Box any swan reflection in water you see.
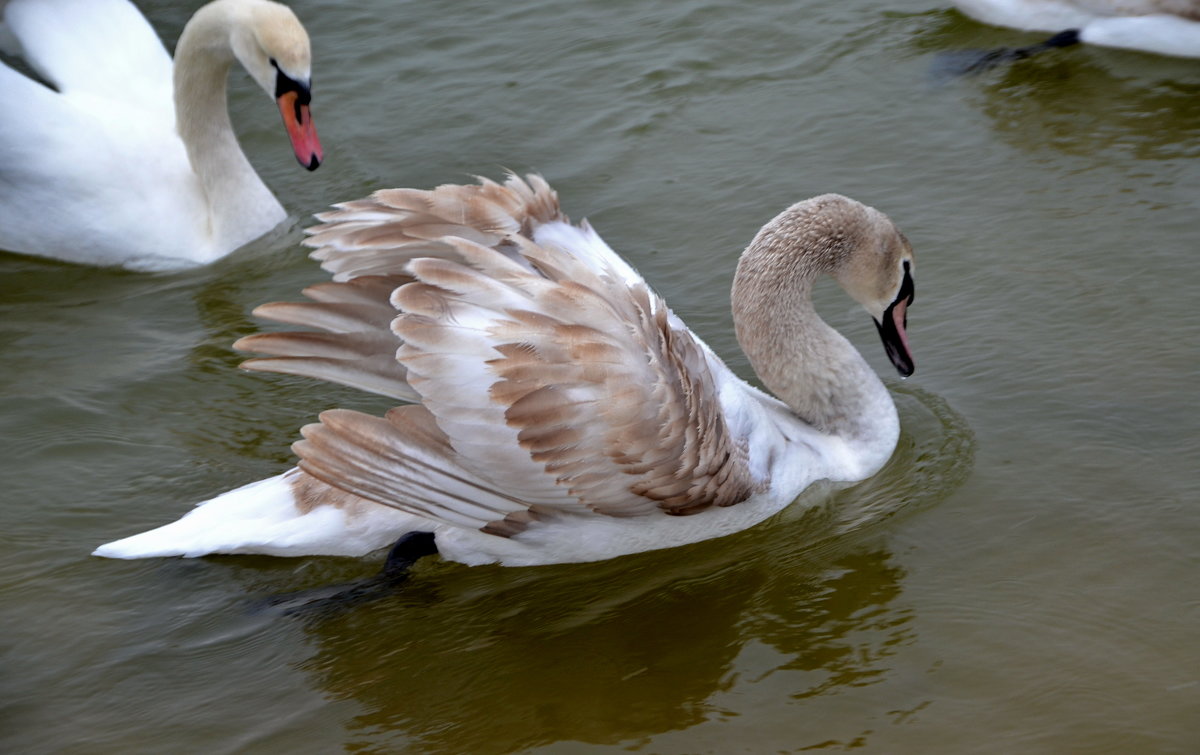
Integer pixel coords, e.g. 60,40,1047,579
275,386,973,752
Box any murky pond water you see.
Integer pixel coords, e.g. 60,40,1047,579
2,0,1197,752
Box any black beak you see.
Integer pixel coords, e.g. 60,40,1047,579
873,263,915,377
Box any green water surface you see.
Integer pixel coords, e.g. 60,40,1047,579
1,1,1197,752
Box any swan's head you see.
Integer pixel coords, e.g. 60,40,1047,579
827,198,916,377
734,194,917,381
228,0,323,171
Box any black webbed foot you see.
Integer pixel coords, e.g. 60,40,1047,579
380,531,438,581
251,531,439,617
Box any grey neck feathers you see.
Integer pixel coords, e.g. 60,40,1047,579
731,196,894,441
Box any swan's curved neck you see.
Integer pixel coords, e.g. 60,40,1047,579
172,3,282,255
731,206,897,443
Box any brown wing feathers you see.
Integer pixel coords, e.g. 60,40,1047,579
239,174,756,535
294,406,534,530
394,232,758,517
234,274,417,402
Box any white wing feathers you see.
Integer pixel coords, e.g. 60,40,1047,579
243,174,759,537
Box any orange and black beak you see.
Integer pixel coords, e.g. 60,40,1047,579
274,66,322,171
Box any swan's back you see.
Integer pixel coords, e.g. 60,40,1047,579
953,0,1200,57
1,0,172,112
0,0,203,266
0,0,325,269
956,0,1200,30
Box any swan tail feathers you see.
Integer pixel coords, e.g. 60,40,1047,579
92,470,419,559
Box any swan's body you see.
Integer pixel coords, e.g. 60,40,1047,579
0,0,321,271
952,0,1200,57
95,175,917,567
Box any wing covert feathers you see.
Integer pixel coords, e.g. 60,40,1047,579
248,174,758,535
303,173,564,282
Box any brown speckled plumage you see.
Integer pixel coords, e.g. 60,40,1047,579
242,175,756,537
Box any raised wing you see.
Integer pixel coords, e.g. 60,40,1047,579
241,175,760,535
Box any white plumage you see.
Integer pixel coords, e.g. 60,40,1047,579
95,175,918,567
0,0,321,270
952,0,1200,57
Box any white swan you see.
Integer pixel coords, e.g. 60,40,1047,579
952,0,1200,57
94,175,917,567
0,0,322,271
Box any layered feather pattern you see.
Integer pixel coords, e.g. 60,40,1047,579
242,175,758,537
95,175,918,564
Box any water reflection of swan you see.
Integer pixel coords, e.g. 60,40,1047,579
296,544,913,752
255,386,972,751
972,54,1200,160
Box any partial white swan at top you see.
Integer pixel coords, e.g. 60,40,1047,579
0,0,322,271
94,175,918,569
952,0,1200,57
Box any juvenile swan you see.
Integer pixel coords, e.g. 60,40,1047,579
0,0,322,270
95,175,917,567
